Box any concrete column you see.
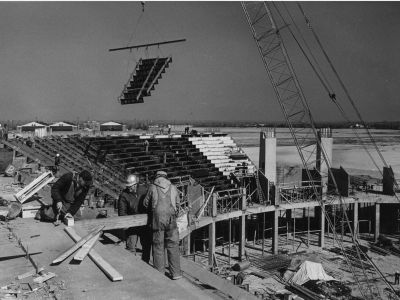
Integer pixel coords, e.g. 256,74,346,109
316,128,333,195
316,205,325,248
272,210,279,254
239,216,246,261
212,194,217,217
259,129,276,184
208,221,216,268
374,203,380,242
353,202,359,238
238,188,247,261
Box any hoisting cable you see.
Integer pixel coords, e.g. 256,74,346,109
296,2,399,192
291,3,400,297
270,4,392,297
123,3,146,76
274,4,379,170
277,2,399,203
281,2,335,93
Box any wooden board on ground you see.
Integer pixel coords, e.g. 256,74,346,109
75,215,147,231
17,267,44,280
33,272,56,284
181,258,258,300
52,226,104,264
102,232,122,244
65,227,123,282
74,232,101,262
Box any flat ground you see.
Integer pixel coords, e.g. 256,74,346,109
0,218,226,300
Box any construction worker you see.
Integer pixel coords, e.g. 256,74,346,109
143,170,182,279
37,170,93,222
54,153,61,173
118,174,151,262
2,124,8,141
395,270,400,285
144,139,149,154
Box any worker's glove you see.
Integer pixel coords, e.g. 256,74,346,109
56,202,62,211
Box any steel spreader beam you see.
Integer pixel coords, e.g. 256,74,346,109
109,38,186,52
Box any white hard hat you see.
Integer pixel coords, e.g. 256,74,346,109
125,174,139,187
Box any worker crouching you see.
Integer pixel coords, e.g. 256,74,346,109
144,171,182,280
36,170,93,222
118,174,151,263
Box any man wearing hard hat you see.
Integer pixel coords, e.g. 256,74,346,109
118,174,150,263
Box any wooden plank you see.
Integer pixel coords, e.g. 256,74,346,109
75,215,147,231
33,272,56,284
52,226,104,264
181,258,257,300
73,232,101,262
17,267,44,280
103,232,122,244
65,227,123,282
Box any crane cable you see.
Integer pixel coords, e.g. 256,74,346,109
269,4,393,298
275,2,399,203
296,2,399,192
272,3,385,180
286,3,400,297
281,2,334,93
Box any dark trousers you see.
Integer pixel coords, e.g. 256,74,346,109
126,226,152,263
152,224,181,278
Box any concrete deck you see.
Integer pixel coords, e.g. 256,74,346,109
0,218,225,300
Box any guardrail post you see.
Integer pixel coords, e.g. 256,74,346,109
241,187,247,210
272,209,279,254
374,203,380,242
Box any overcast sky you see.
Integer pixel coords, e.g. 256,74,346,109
0,1,399,123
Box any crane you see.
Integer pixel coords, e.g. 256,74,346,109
241,2,397,299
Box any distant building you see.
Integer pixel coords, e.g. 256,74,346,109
100,121,123,131
49,121,77,132
17,121,47,132
82,120,101,131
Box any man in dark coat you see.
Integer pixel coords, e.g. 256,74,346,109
143,170,182,279
43,170,93,221
118,174,150,262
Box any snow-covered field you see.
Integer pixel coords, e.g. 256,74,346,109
219,127,400,179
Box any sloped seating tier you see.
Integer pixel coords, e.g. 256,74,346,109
19,137,123,199
8,134,239,196
119,57,172,105
189,136,255,177
81,135,235,191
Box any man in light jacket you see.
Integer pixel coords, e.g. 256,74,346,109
143,170,182,279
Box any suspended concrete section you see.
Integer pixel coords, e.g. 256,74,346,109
118,57,172,105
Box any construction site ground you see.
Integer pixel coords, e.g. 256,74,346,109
2,174,400,299
204,230,400,299
0,176,229,300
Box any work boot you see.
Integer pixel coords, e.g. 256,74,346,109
172,274,182,280
126,247,137,255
